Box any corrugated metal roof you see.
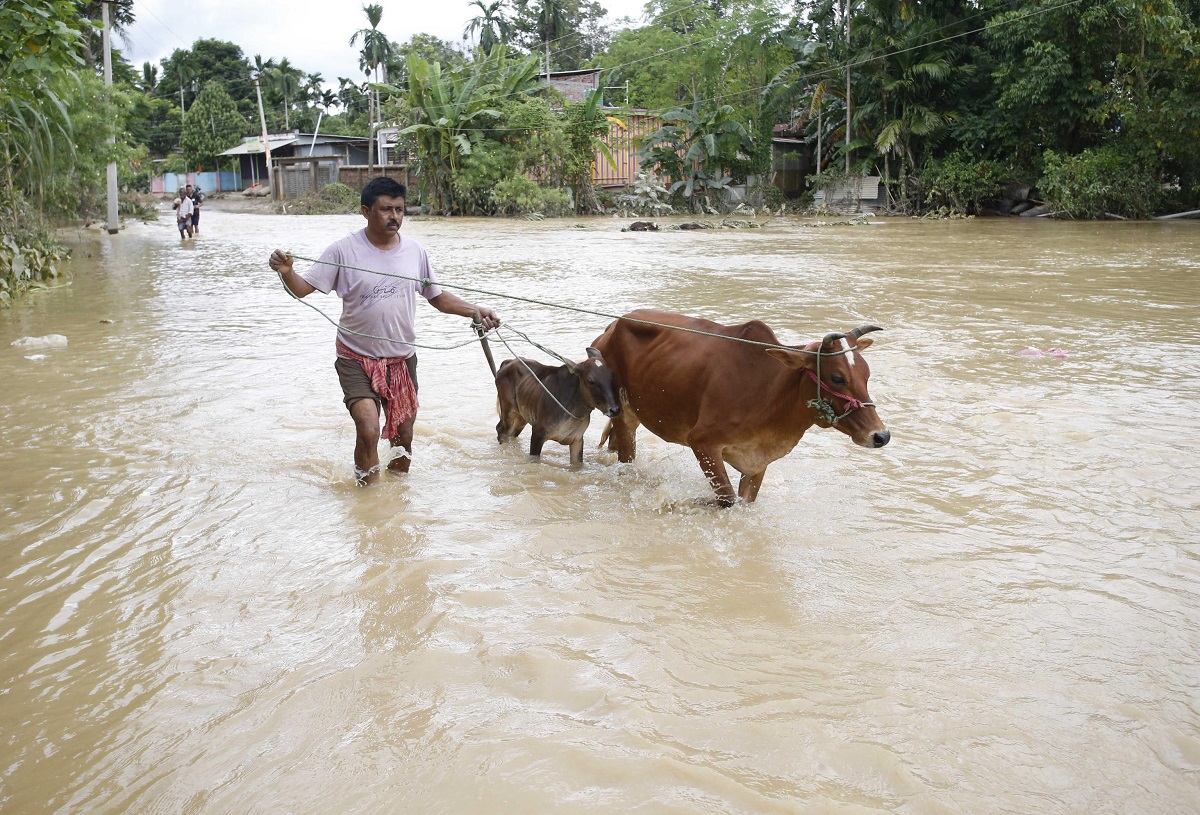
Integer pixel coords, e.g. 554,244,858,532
219,135,298,156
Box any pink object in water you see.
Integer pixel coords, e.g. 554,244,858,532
1016,347,1068,359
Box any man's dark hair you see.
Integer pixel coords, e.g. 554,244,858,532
361,177,407,208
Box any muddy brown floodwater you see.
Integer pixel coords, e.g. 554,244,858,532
2,204,1199,814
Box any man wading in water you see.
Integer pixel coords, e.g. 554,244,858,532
269,177,501,485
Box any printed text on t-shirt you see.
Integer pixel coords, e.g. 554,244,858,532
360,282,400,306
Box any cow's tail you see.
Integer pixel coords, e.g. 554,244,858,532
597,420,613,449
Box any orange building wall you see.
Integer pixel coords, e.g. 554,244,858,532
592,112,660,188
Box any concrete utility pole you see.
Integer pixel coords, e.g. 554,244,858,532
845,0,852,175
254,75,275,199
102,1,119,234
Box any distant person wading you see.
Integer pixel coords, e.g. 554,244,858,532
268,177,501,486
174,184,195,239
189,184,204,234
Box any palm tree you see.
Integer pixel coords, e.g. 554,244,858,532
141,62,158,95
857,0,967,204
175,55,198,126
79,0,135,67
337,77,368,119
251,54,276,79
527,0,569,75
464,0,512,56
350,3,396,171
305,72,325,106
269,58,303,131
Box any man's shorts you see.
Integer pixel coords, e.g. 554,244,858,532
191,210,200,225
335,354,418,410
177,218,189,233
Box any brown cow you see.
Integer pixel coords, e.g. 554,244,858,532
495,348,622,467
592,309,889,506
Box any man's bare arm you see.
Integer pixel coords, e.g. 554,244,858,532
269,249,316,297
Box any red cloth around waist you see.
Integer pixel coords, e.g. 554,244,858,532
336,338,419,442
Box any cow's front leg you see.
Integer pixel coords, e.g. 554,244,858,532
529,426,547,457
568,438,584,468
738,470,766,503
607,410,638,463
691,444,737,507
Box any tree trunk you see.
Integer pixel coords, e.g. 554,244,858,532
577,180,601,214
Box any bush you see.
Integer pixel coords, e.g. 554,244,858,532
920,152,1003,215
454,142,521,215
1040,146,1164,219
0,194,70,305
760,184,786,211
318,182,360,210
489,176,571,217
614,172,674,215
277,183,361,215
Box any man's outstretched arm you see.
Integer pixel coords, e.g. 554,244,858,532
428,290,500,331
269,249,316,297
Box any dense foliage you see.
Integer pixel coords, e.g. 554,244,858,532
4,0,1200,302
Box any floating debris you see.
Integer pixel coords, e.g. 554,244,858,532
1017,347,1069,359
800,215,875,227
11,334,68,349
622,221,660,232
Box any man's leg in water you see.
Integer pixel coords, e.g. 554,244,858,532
349,397,382,485
387,413,415,473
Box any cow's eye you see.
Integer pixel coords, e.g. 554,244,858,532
831,374,846,386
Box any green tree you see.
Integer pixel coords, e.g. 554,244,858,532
140,61,158,94
514,0,609,71
392,47,543,213
387,34,467,91
464,0,513,55
79,0,135,69
857,1,970,198
269,57,303,130
180,80,247,171
640,102,753,210
351,3,397,168
563,87,620,212
0,0,89,204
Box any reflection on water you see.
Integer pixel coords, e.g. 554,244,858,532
2,208,1199,814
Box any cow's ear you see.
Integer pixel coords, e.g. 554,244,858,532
585,347,603,361
855,337,874,351
765,347,813,369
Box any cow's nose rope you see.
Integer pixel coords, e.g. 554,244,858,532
807,349,875,425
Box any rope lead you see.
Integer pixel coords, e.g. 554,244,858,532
285,253,856,359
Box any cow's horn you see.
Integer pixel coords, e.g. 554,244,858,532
848,325,883,339
821,332,846,347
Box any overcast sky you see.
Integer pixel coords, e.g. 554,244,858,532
121,0,651,88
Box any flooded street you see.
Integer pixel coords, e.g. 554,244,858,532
2,205,1199,814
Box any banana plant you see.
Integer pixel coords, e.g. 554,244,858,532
392,47,541,213
564,86,622,213
640,101,753,211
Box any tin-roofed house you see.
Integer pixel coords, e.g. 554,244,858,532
218,131,372,199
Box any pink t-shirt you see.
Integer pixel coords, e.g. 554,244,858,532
301,229,443,359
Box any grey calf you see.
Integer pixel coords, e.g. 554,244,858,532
495,348,621,467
